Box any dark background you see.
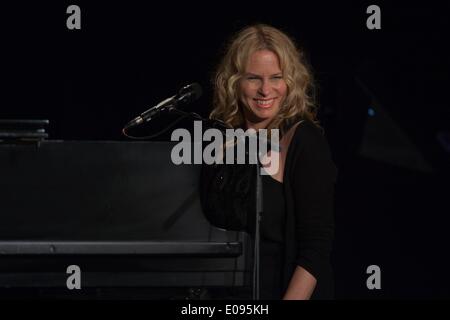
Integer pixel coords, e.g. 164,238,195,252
1,1,449,298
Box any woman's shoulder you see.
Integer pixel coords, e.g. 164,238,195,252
285,119,337,179
286,119,325,148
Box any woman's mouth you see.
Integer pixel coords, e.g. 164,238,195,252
253,98,276,108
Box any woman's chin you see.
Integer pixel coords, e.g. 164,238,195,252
244,106,279,126
253,109,276,120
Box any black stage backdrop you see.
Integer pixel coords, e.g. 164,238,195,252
1,1,449,299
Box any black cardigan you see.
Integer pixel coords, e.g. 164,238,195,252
282,120,337,299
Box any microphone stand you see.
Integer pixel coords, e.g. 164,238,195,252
253,158,263,300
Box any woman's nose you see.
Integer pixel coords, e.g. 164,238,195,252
258,80,271,96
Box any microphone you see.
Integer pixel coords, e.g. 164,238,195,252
124,83,202,129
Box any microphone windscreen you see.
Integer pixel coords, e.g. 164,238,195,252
180,83,202,101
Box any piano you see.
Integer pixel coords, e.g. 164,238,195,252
0,141,252,299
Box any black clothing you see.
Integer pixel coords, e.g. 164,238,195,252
260,175,285,299
200,119,337,299
261,174,285,243
260,239,284,299
281,120,337,299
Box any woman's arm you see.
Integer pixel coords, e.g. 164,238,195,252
286,122,337,300
283,266,317,300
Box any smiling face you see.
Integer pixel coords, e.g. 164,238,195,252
240,49,287,130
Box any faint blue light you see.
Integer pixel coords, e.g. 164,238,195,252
368,108,375,117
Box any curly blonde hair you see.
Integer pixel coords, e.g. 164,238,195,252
210,24,319,135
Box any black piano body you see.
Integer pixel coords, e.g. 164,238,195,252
0,141,252,299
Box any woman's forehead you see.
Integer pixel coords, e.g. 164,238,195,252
245,50,282,72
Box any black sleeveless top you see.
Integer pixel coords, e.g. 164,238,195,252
261,175,285,243
260,174,286,299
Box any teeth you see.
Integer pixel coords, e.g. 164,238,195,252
255,99,274,105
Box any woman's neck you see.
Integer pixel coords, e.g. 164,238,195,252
245,118,272,131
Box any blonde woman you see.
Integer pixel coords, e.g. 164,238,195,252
201,24,337,300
